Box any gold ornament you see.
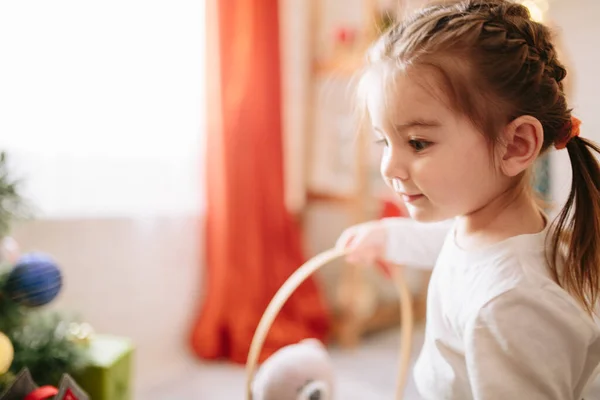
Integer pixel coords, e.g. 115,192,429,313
0,331,14,374
66,322,95,345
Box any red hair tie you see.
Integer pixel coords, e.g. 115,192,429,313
555,116,581,150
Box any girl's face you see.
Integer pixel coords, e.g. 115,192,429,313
367,70,510,222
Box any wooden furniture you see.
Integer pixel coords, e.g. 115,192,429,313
302,0,430,348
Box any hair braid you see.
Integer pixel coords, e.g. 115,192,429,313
360,0,600,314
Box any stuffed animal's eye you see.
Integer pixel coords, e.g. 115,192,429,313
297,379,312,393
297,380,328,400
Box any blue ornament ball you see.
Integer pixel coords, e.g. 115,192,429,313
5,252,63,307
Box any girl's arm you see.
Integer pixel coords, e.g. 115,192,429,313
464,287,600,399
381,217,454,269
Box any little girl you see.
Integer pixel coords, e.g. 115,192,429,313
336,1,600,399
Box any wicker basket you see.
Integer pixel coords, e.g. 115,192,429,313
245,248,415,399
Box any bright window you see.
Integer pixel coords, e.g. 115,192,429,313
0,0,206,218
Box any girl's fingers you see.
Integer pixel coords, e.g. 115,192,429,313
336,230,355,250
375,259,393,279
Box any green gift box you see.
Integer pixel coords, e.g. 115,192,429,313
74,334,134,400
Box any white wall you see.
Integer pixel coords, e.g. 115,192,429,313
548,0,600,209
10,217,203,396
0,1,206,397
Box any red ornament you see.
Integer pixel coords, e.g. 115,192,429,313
335,27,356,45
24,386,59,400
0,368,89,400
379,198,406,218
63,389,79,400
376,198,408,278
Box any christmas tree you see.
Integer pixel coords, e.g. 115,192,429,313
0,151,91,394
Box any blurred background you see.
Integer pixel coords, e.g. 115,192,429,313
0,0,597,399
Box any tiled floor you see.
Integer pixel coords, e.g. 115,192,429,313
143,325,425,399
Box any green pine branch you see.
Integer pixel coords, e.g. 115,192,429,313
0,151,32,238
0,152,89,391
0,266,27,333
8,312,90,387
0,268,91,392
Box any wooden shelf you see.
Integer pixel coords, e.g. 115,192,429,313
305,0,432,350
306,190,356,205
313,57,365,77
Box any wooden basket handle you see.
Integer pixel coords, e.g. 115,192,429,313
245,248,414,399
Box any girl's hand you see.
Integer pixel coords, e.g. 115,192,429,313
335,220,388,267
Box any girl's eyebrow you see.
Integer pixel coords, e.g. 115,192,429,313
373,119,441,135
395,119,441,132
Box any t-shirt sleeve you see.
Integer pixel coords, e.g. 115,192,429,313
463,287,599,400
381,217,453,269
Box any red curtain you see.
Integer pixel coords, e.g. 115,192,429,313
190,0,330,364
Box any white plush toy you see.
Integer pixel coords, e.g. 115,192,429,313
251,338,335,400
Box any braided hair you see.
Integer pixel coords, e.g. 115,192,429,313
360,0,600,315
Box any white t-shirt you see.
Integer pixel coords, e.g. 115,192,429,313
382,217,600,400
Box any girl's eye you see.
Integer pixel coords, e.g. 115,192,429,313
409,139,432,152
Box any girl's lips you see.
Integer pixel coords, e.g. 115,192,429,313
400,193,424,203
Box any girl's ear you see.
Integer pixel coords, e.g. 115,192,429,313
499,115,544,177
